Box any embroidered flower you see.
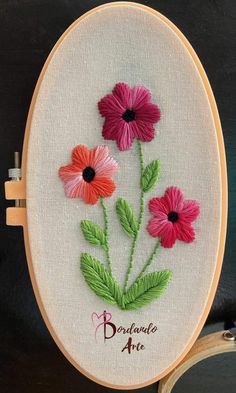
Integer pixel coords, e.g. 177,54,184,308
59,145,118,204
98,83,161,151
147,187,200,248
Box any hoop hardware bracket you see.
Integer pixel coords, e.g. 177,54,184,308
5,152,26,226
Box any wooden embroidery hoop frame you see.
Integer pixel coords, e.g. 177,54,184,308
5,2,228,389
158,330,236,393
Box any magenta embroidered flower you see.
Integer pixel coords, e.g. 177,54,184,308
98,83,161,151
59,145,118,205
147,187,200,248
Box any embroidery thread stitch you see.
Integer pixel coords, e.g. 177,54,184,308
98,82,160,150
59,144,118,204
147,186,200,248
58,83,200,311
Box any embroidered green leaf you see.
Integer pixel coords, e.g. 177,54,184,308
80,220,107,250
116,198,138,238
141,160,160,193
123,270,172,310
80,253,124,307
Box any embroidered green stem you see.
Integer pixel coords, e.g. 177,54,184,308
100,198,112,274
136,239,161,281
123,140,145,292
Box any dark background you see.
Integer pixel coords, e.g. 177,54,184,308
0,1,235,392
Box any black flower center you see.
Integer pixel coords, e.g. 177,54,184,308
82,166,95,183
122,109,136,123
168,211,179,223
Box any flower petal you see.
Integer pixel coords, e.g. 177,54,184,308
91,145,109,166
117,124,135,150
164,187,185,212
147,217,177,248
131,86,151,110
161,224,177,248
180,200,200,223
82,182,100,204
131,120,155,142
93,147,118,177
112,122,135,151
102,117,134,150
149,197,169,216
92,177,116,198
59,164,82,182
59,165,84,198
135,102,161,124
102,117,124,139
112,82,132,108
98,94,124,118
147,217,168,237
72,145,90,168
175,222,195,243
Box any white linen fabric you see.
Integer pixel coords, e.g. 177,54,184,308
26,4,222,387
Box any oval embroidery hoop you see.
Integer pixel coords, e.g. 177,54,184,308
5,2,227,389
158,330,236,393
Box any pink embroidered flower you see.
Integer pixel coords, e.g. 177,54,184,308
147,187,200,248
59,145,118,204
98,83,161,151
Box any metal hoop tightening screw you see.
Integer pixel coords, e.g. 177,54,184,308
223,328,236,341
8,152,21,207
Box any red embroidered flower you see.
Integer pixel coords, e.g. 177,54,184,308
98,83,161,151
147,187,200,248
59,145,118,204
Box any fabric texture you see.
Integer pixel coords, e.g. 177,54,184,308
26,4,222,387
